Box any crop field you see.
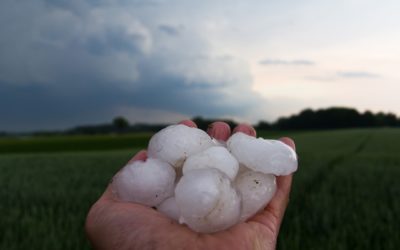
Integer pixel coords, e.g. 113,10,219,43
0,128,399,249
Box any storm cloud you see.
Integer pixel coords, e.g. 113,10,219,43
3,0,394,131
0,0,263,131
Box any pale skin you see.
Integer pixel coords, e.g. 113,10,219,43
85,120,296,250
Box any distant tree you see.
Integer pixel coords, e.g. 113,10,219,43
52,107,400,136
360,111,376,127
192,116,208,130
113,116,129,131
273,107,400,130
375,112,397,127
386,113,398,126
256,121,272,130
276,107,360,130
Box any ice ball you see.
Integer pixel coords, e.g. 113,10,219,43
234,170,276,222
227,132,297,176
148,124,214,168
113,158,176,206
182,146,239,180
113,124,298,234
175,168,241,233
157,196,180,222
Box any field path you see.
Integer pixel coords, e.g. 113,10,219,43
295,130,373,206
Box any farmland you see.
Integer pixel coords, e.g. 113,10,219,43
0,128,399,249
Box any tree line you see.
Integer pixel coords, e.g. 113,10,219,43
68,107,400,134
2,107,399,136
263,107,399,130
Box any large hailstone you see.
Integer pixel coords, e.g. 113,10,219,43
157,196,180,222
175,168,241,233
113,158,176,206
114,125,298,233
235,170,277,222
148,124,214,168
227,132,297,176
182,146,239,180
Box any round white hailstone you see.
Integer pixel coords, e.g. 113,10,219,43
227,132,297,176
175,168,241,233
234,170,277,222
148,124,214,168
157,196,180,222
113,158,176,207
182,146,239,180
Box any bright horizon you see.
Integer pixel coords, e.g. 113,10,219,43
1,0,399,131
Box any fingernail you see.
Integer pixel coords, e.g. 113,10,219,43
207,122,231,141
233,124,256,137
126,150,147,165
178,120,197,128
280,137,296,151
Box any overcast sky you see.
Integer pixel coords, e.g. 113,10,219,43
1,0,399,131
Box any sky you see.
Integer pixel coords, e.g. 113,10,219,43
1,0,400,132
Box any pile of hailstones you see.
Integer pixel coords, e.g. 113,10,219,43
113,124,297,233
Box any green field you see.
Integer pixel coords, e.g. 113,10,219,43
0,129,399,249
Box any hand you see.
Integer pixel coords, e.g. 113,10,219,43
85,120,296,250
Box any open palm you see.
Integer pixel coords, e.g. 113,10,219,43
86,121,295,250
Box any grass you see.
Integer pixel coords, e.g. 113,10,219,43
0,128,399,249
0,133,152,154
278,128,400,249
0,150,135,250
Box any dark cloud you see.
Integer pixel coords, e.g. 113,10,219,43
0,67,256,131
128,61,256,116
260,59,315,66
43,0,162,13
85,27,148,55
158,25,181,36
336,71,380,79
0,0,263,132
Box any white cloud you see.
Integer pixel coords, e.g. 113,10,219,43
336,71,380,79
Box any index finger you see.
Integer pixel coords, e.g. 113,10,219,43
207,121,231,141
232,123,257,137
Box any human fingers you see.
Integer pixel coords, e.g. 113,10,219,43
179,120,197,128
126,149,147,165
268,137,296,220
263,175,293,226
279,137,296,151
232,123,257,137
207,121,231,141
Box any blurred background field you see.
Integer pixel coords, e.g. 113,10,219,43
0,128,399,249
